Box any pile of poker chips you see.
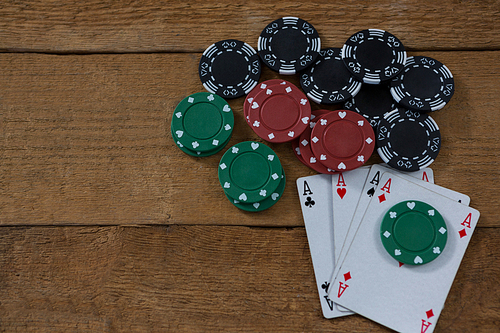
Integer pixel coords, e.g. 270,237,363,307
218,141,285,211
171,16,456,210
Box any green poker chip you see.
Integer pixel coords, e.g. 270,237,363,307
171,125,230,157
218,141,283,203
171,92,233,153
380,200,447,265
225,169,285,212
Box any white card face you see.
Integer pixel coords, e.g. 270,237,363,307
332,167,371,265
330,172,479,333
332,164,437,285
296,174,352,318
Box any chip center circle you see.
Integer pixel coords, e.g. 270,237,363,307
393,211,435,252
183,103,223,139
260,95,299,130
390,120,428,157
323,121,363,158
211,51,248,86
356,39,394,70
230,152,270,191
272,28,309,61
402,67,441,99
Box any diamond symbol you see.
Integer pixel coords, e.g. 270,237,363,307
268,133,275,139
439,227,447,234
272,173,279,180
383,231,391,238
285,87,292,93
343,271,351,281
220,163,227,170
378,194,386,203
459,229,467,238
426,309,434,319
311,136,319,143
188,97,194,103
301,139,309,146
212,139,219,146
366,137,373,144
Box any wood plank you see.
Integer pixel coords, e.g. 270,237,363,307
0,0,498,53
0,225,498,332
0,51,498,226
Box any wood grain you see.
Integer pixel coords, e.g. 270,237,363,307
0,226,498,332
0,51,498,226
0,0,498,53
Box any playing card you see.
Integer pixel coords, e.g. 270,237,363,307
296,174,352,318
332,167,370,265
330,172,479,333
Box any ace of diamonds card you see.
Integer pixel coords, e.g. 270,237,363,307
331,172,479,333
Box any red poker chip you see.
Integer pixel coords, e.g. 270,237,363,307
248,83,311,143
310,110,375,171
244,79,290,123
291,137,306,164
297,110,337,174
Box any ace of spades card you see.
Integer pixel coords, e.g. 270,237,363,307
330,172,480,333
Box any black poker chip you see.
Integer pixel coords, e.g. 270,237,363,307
300,48,362,104
344,83,399,127
199,39,261,99
342,29,406,84
390,56,455,112
376,109,441,171
258,17,321,75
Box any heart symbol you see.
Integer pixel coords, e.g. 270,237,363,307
320,154,327,160
310,157,316,163
337,162,346,170
395,249,401,256
239,193,247,201
253,203,260,209
223,105,231,112
338,111,346,118
175,130,183,138
224,182,230,188
428,209,435,216
251,102,259,109
337,188,346,199
414,256,423,264
251,142,259,150
271,193,279,200
301,117,309,124
407,202,416,210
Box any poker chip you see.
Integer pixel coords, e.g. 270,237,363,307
244,79,289,124
376,109,441,171
171,125,231,157
199,39,261,99
300,48,362,104
380,200,447,265
248,82,311,143
344,83,399,127
310,110,375,171
390,56,455,112
258,17,321,75
171,92,233,156
226,169,286,212
218,141,283,203
342,29,406,84
296,110,337,174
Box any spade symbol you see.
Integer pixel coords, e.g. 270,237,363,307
367,187,375,197
305,196,315,208
321,281,330,292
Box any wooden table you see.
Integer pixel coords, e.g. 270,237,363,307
0,1,499,332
